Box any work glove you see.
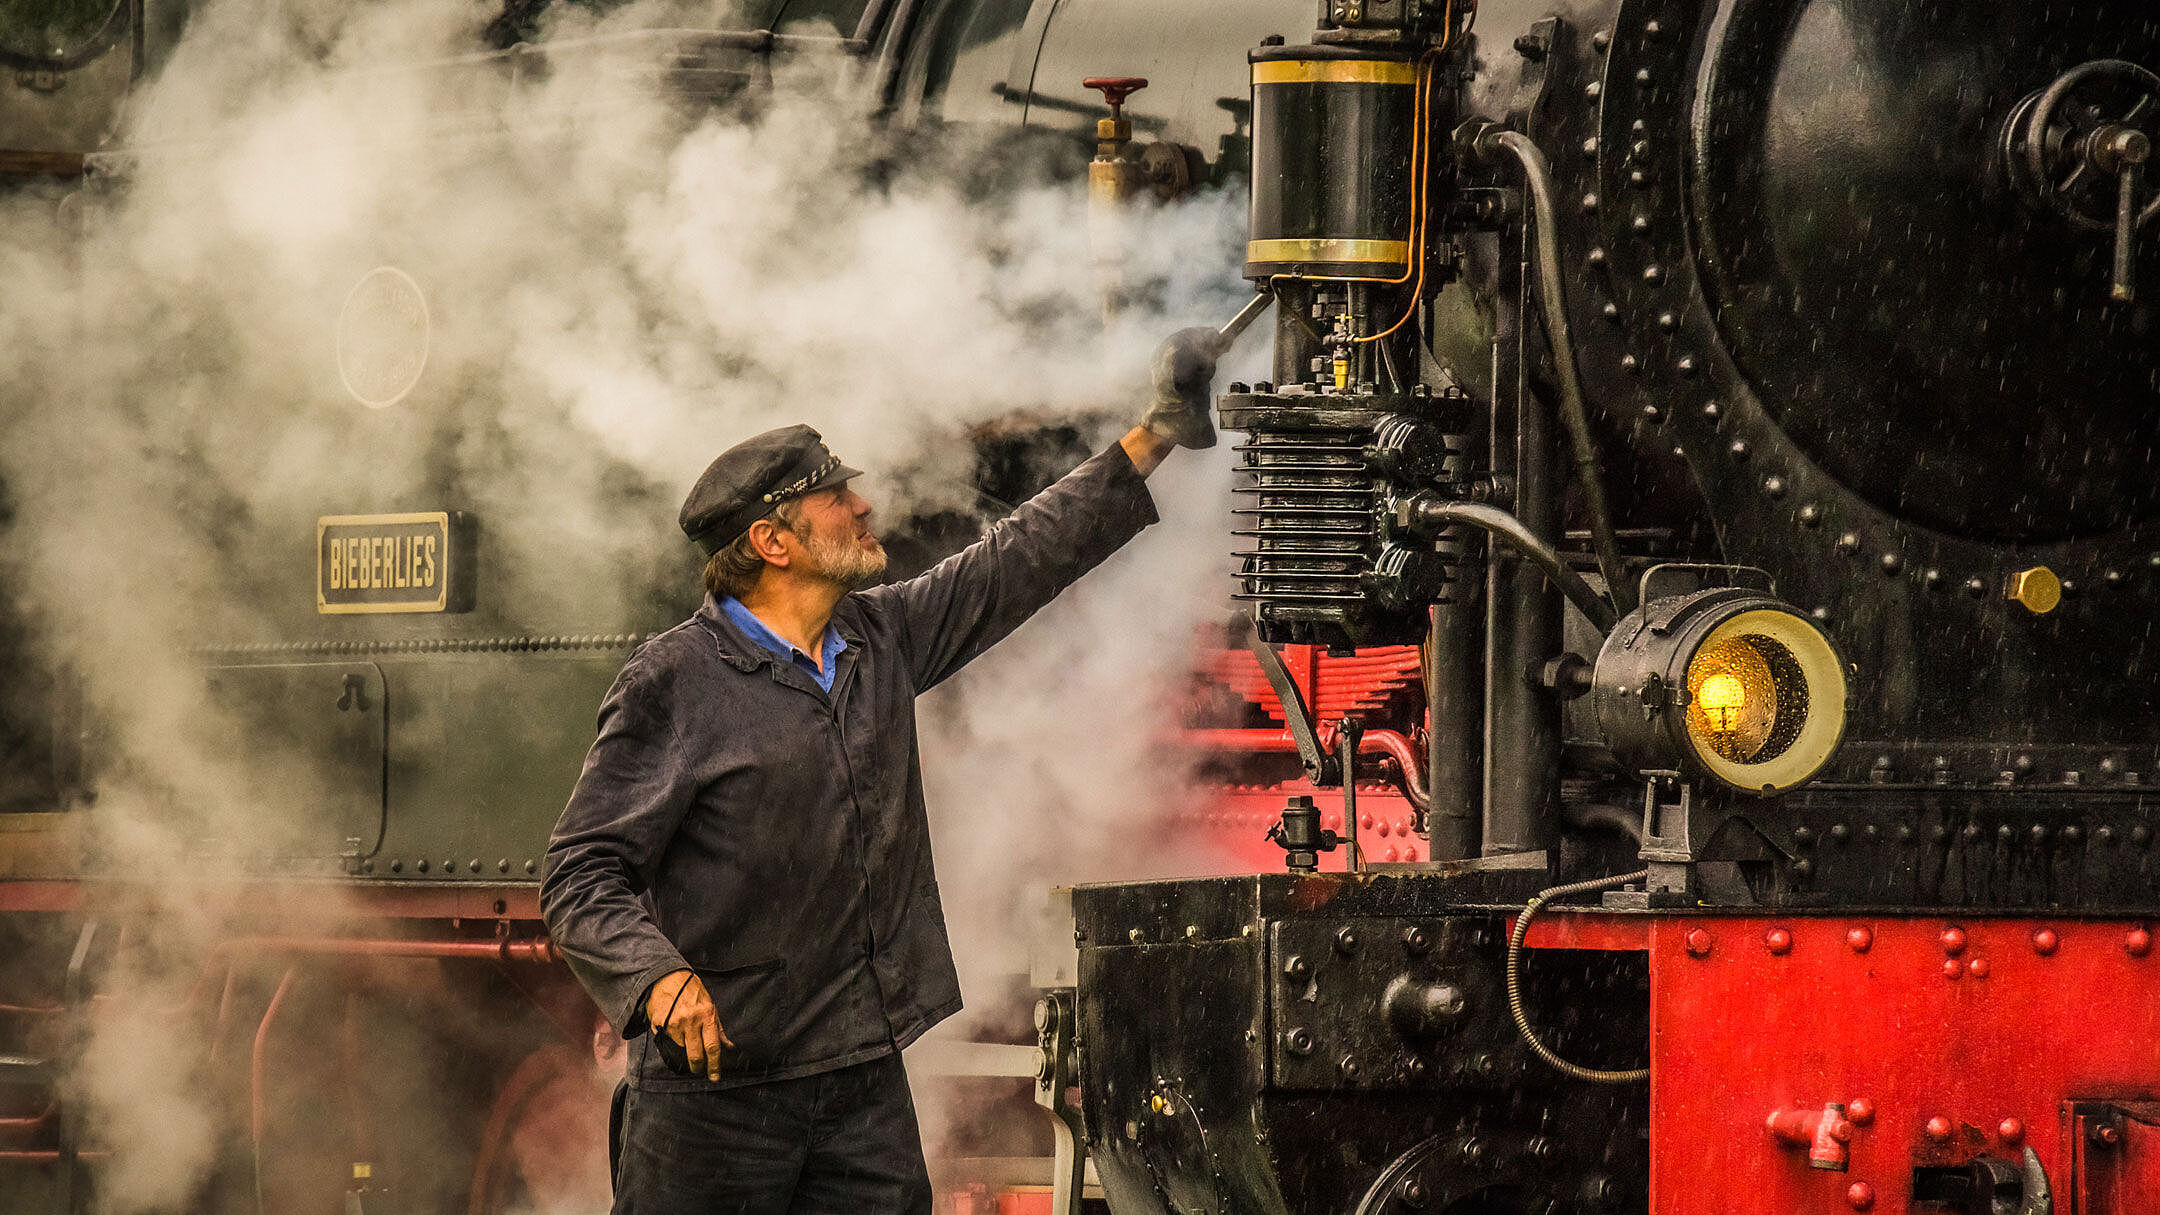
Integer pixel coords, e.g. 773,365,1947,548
1142,326,1231,450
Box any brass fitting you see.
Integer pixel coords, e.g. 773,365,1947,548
2006,566,2062,614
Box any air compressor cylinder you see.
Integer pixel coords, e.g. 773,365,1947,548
1245,45,1418,283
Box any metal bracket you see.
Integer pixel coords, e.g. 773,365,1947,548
1638,562,1777,605
1602,772,1698,906
1035,991,1087,1215
1245,624,1341,786
1508,17,1563,134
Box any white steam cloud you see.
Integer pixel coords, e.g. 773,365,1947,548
0,0,1261,1207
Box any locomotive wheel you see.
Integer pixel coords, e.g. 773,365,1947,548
465,1029,617,1215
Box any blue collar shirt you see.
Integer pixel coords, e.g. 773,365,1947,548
717,595,847,693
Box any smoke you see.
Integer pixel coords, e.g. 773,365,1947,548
0,0,1260,1207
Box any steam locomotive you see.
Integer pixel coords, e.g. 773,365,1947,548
3,0,2158,1213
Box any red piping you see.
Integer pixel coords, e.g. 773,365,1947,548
214,936,561,964
251,967,298,1149
0,1101,56,1133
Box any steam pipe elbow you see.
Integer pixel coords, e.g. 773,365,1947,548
1418,501,1619,634
1461,124,1637,619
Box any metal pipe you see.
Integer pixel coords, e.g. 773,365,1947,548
1219,290,1275,345
1340,719,1363,873
1483,218,1559,857
1420,501,1617,633
1479,127,1634,616
1564,801,1648,843
173,935,559,1033
869,0,927,111
213,936,561,963
343,992,374,1175
851,0,897,42
1425,596,1483,861
252,966,299,1215
0,1101,56,1132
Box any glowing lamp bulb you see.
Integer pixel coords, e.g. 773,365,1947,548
1697,671,1748,731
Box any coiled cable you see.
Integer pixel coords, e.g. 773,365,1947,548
1504,869,1651,1084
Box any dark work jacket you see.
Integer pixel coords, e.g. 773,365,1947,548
540,445,1158,1092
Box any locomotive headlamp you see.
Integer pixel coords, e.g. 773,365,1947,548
1590,590,1848,795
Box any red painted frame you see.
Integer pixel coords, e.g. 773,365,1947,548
1526,911,2160,1214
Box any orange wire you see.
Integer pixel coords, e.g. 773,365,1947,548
1354,51,1437,343
1340,0,1475,343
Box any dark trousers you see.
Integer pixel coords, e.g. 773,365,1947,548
609,1053,933,1215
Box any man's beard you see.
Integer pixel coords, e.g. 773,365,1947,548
801,525,888,589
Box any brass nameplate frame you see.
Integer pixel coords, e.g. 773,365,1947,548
316,512,474,615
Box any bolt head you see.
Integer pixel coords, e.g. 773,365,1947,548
1847,1098,1875,1127
2007,566,2062,614
1765,928,1793,956
1941,927,1967,956
1685,928,1714,957
1847,1181,1876,1211
2127,928,2153,958
2033,929,2059,956
1968,957,1990,979
1999,1118,2025,1144
1943,959,1964,980
1847,927,1873,953
1925,1116,1953,1142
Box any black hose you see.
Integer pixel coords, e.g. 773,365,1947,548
1482,129,1635,617
1504,869,1650,1084
1420,501,1617,633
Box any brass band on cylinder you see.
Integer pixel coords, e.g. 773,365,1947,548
1250,60,1418,86
1245,238,1411,266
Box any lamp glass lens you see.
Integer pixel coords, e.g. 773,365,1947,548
1685,634,1807,764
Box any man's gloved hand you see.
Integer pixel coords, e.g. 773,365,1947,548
1142,326,1231,450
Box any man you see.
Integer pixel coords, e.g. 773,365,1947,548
540,327,1227,1214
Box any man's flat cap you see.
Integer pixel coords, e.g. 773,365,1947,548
680,424,863,556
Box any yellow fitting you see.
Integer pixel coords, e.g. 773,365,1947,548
2006,567,2061,614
